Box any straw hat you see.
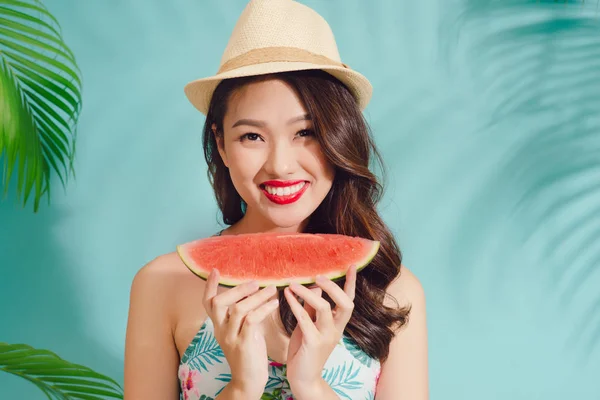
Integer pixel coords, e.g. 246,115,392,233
183,0,373,115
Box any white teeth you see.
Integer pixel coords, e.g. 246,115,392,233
264,182,306,196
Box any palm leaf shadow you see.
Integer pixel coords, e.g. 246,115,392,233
0,192,125,398
442,0,600,361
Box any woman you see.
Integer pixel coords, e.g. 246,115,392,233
124,1,428,399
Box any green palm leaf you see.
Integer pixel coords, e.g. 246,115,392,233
0,0,82,212
0,342,123,399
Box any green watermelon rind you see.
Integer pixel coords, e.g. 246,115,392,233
175,237,380,288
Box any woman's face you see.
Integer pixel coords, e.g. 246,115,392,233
216,78,335,232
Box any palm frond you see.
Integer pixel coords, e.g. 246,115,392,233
0,0,82,212
0,342,123,399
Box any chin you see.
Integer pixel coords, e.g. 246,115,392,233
263,208,312,230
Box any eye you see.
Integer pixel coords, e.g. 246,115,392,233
240,133,262,142
296,129,314,138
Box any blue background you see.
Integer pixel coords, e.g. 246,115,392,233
1,0,600,398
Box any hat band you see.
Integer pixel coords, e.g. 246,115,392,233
217,46,348,74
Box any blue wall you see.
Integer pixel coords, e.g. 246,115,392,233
1,0,599,398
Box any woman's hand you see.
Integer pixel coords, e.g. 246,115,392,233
203,268,279,399
283,265,358,397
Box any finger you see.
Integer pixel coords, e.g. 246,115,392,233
304,286,322,321
343,264,357,301
315,272,355,330
240,297,280,341
284,287,320,341
227,285,277,338
304,286,323,321
212,280,259,324
289,282,333,331
202,268,220,316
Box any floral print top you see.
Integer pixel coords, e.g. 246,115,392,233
178,317,381,400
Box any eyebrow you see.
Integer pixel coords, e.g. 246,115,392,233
231,114,311,129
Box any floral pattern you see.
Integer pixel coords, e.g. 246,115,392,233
178,364,202,400
178,318,380,400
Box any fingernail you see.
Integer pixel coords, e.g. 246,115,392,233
316,275,326,282
270,299,279,306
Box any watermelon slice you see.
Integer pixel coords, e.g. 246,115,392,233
176,232,379,287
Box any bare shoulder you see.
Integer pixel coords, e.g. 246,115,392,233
129,250,208,326
385,264,426,308
124,251,206,398
132,251,191,284
377,264,429,399
129,254,174,316
127,251,196,340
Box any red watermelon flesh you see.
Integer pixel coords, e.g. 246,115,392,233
176,232,379,287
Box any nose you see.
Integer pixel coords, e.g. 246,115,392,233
263,139,297,177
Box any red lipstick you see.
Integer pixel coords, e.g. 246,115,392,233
261,180,309,205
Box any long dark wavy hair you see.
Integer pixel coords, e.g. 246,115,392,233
201,69,410,363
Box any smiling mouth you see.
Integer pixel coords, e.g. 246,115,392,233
260,180,309,205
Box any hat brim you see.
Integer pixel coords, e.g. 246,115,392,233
183,61,373,115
